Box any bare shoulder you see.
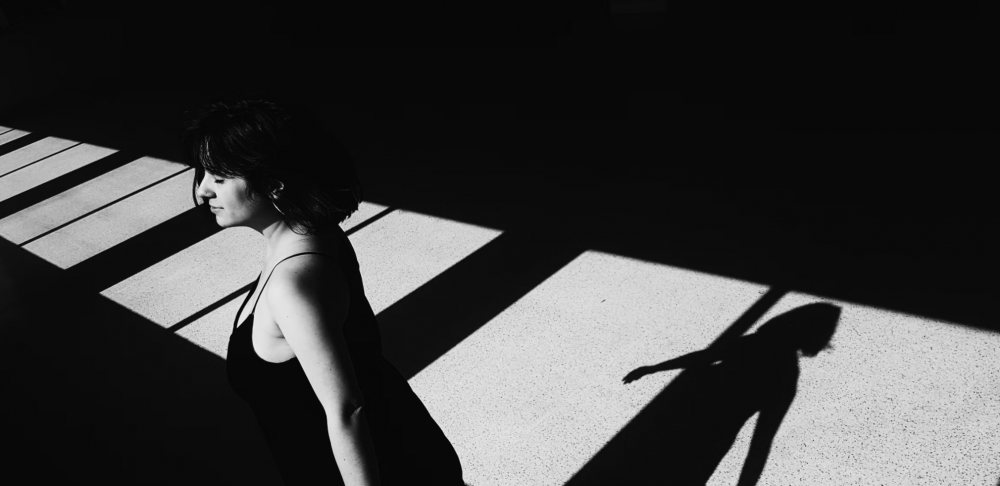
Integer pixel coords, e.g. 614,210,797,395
269,232,346,285
268,252,348,297
264,252,351,328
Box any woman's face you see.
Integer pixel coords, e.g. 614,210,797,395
195,170,273,229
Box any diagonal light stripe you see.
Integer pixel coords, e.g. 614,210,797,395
0,143,116,201
0,157,187,244
408,251,771,486
0,129,31,147
349,209,503,315
173,204,391,359
107,226,267,329
172,203,386,359
171,207,501,359
175,285,258,358
0,136,79,179
23,174,192,268
102,202,389,333
340,200,389,234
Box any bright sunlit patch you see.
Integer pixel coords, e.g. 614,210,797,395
175,286,255,359
408,249,1000,486
167,206,499,359
341,201,390,234
0,157,186,244
119,202,388,358
22,173,192,268
407,250,770,486
0,139,107,201
0,136,79,177
0,128,31,147
101,227,266,329
348,209,503,315
101,202,389,333
409,253,1000,486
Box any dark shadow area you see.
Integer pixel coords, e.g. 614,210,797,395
0,233,283,485
0,0,64,32
1,73,995,483
0,5,994,483
566,302,842,486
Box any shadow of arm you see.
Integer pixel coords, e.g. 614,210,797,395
736,385,795,486
625,288,787,385
623,344,732,383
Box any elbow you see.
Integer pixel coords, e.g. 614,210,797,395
329,398,366,427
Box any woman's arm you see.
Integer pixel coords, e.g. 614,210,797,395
267,257,381,486
328,404,380,486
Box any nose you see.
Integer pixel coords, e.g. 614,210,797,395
195,172,213,201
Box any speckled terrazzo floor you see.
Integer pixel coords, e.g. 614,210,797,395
1,90,996,485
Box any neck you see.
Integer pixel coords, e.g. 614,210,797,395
259,218,340,262
261,218,311,260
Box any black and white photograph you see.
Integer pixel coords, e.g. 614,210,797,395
0,1,992,485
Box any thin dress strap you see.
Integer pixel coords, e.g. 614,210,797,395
248,251,337,315
232,272,261,334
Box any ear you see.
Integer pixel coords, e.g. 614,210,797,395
271,182,285,198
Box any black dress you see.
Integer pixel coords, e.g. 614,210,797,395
226,229,465,485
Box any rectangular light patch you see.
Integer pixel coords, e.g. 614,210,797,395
0,137,79,177
0,157,187,244
107,203,390,358
0,142,116,201
22,173,192,268
169,207,499,358
407,251,770,486
348,209,503,315
100,202,390,332
0,129,31,147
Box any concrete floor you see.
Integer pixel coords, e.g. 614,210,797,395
2,92,999,485
1,6,997,485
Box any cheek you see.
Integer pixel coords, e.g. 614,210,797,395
237,196,267,215
225,188,250,208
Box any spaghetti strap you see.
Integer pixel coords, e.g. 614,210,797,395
248,252,336,315
225,245,467,484
232,271,262,333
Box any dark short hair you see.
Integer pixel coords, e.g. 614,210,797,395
179,96,363,235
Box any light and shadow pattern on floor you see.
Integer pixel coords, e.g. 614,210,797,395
2,129,997,485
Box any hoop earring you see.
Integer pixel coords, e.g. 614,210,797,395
272,199,286,217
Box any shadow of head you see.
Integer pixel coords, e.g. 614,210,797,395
756,302,842,357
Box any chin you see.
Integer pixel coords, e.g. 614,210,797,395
213,214,233,227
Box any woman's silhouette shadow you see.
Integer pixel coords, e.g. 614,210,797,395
566,302,841,486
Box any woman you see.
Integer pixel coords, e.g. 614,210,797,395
179,96,465,486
